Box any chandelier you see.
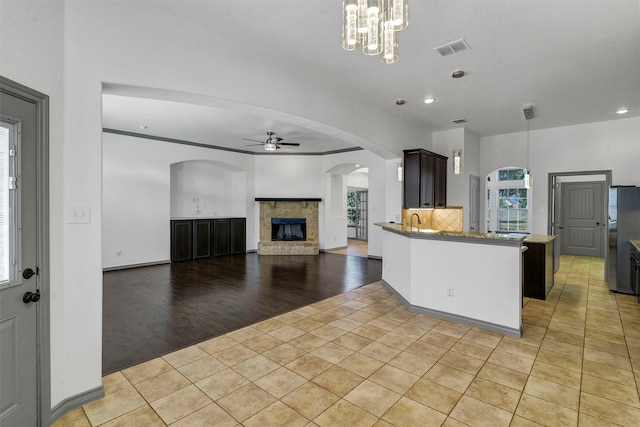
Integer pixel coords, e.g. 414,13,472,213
342,0,408,64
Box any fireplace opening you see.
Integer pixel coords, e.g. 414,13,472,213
272,218,306,241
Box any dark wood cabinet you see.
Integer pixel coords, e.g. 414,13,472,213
523,239,554,300
403,149,448,209
193,220,212,259
230,218,246,254
171,220,193,262
170,218,245,261
213,219,231,257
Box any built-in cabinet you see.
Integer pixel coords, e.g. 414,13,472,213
171,218,246,262
403,149,448,209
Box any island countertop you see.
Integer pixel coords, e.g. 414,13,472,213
375,222,526,246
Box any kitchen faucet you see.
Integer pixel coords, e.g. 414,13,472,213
410,213,422,230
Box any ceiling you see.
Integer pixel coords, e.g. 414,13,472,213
102,0,640,156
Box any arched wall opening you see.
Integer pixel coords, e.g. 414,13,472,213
170,160,246,219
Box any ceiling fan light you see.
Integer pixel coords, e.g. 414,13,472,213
264,142,277,151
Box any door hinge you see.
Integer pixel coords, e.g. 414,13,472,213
9,145,16,157
9,176,17,190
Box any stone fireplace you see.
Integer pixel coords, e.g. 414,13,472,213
257,198,320,255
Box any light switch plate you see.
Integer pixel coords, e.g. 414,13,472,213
67,206,91,224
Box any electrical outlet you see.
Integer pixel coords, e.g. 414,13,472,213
115,249,122,257
67,205,91,224
447,287,454,297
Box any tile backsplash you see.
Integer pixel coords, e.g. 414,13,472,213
402,207,463,232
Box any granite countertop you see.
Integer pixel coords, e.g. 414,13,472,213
631,240,640,251
375,222,527,243
524,234,557,244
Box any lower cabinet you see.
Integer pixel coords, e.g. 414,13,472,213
213,219,231,257
523,240,554,300
230,218,246,254
171,220,193,262
193,219,212,259
170,218,246,262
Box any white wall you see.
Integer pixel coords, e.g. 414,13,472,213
347,171,369,189
433,128,481,231
480,116,640,234
170,160,246,218
0,0,68,408
103,133,255,269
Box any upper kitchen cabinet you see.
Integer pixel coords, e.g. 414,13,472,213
403,149,448,209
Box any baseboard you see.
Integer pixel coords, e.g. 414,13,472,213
380,280,523,338
367,255,382,260
103,260,170,272
50,385,105,424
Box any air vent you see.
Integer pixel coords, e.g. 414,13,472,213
434,38,470,57
452,119,467,124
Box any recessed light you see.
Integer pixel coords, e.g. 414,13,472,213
451,70,465,78
424,97,436,104
139,125,148,130
616,108,629,115
355,164,361,168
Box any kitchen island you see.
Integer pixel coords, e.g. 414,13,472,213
376,222,526,337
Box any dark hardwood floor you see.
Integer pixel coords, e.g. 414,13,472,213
102,252,382,375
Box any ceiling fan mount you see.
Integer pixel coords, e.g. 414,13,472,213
244,131,300,151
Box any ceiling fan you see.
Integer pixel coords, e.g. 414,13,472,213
244,131,300,151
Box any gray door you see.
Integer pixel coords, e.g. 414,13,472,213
561,182,604,257
469,175,480,232
0,90,39,426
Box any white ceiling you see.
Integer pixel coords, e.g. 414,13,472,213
102,0,640,156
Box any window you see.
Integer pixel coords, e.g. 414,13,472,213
486,167,531,233
0,120,18,286
498,188,528,231
347,191,359,226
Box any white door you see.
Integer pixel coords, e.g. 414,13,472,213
561,182,604,257
0,87,40,426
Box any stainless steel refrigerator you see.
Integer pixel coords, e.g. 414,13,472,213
608,186,640,294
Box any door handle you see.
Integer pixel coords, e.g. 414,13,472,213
22,268,36,280
23,289,40,304
596,222,600,226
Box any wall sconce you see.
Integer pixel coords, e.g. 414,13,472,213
524,168,531,189
453,149,462,175
397,161,403,181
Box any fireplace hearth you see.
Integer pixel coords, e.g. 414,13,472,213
272,218,306,241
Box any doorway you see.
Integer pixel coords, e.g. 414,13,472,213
0,77,50,426
348,189,368,241
548,171,611,277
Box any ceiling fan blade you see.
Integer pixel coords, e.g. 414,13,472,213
273,137,283,142
278,142,300,146
246,143,264,147
243,138,264,144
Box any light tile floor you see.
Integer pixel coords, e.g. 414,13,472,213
53,255,640,426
